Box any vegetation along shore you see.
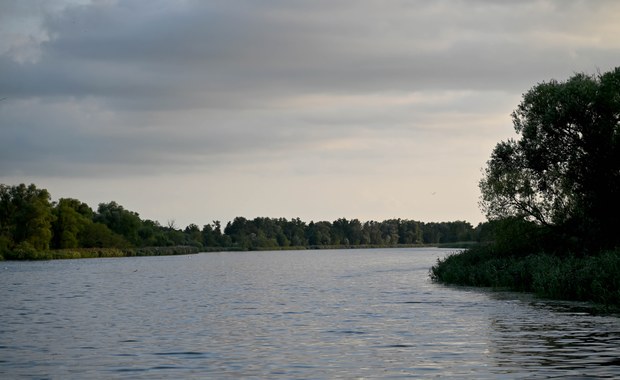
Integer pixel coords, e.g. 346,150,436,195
432,67,620,309
0,182,477,260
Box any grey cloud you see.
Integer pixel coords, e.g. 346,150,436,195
5,0,618,103
1,0,619,179
0,97,330,177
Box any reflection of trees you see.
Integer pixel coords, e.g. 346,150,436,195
487,298,620,375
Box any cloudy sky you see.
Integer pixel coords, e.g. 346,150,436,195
1,0,619,228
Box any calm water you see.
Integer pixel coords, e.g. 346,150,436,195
2,248,620,379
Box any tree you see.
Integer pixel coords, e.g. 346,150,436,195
362,221,383,245
398,219,423,244
184,223,203,247
347,219,363,245
137,219,171,247
95,201,142,246
282,218,307,247
224,217,255,249
306,221,331,246
52,198,93,249
202,221,227,247
380,219,400,245
480,67,620,250
331,218,350,245
79,222,129,248
0,184,55,251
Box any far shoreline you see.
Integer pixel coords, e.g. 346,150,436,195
1,243,472,261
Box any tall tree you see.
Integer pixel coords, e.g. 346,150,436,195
480,67,620,250
52,198,93,249
184,223,203,247
0,184,54,251
202,221,223,247
95,201,142,246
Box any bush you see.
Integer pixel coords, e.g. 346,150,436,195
7,242,40,260
431,246,620,308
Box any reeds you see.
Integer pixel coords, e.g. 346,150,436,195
1,245,201,260
430,246,620,307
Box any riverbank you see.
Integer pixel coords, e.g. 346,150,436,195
249,242,474,251
0,246,204,260
430,245,620,311
0,242,476,261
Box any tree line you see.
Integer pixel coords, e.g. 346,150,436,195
0,183,479,258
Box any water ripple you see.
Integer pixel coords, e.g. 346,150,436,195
1,249,619,378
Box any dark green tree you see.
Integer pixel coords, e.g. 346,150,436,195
138,219,172,247
52,198,93,249
202,221,221,247
380,219,400,245
306,221,331,246
95,201,142,246
480,67,620,251
362,221,383,245
224,217,255,249
79,222,129,248
347,219,363,245
398,219,423,244
421,222,443,244
331,218,350,245
282,218,307,247
251,217,281,248
0,184,55,251
184,223,203,247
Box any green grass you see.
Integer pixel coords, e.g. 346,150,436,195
2,246,202,260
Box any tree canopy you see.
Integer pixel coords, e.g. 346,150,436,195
480,67,620,251
0,184,54,252
0,183,480,259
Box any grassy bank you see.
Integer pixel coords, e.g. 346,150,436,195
430,245,620,309
251,243,440,251
0,243,472,260
0,243,421,260
1,246,202,260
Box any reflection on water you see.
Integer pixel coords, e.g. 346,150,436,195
488,295,620,377
1,248,619,378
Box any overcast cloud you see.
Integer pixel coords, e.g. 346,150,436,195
1,0,619,227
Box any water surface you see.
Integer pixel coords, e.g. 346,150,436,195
2,248,619,378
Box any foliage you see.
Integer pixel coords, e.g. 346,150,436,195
435,67,620,308
3,246,202,260
0,184,55,251
222,217,475,250
95,201,142,246
52,198,93,249
78,222,129,248
430,246,620,308
0,183,480,259
480,67,620,251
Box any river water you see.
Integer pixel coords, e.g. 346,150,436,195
1,248,619,379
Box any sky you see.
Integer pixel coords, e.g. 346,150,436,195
1,0,619,228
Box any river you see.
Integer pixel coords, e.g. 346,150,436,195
1,248,619,378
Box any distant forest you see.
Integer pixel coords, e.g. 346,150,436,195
0,183,481,257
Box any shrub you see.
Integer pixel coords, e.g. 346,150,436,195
431,247,620,308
